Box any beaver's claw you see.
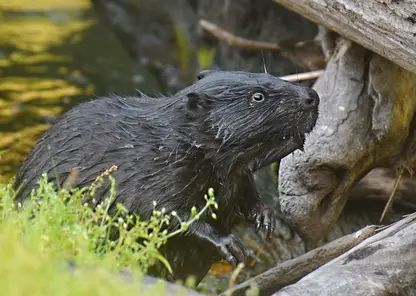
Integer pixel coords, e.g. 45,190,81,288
247,204,277,240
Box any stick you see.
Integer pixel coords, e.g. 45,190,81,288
279,70,324,82
199,19,281,51
379,167,405,223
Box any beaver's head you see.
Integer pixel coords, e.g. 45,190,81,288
175,69,320,171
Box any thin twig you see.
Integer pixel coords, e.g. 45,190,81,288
379,167,405,223
199,19,281,51
279,70,324,82
226,262,246,296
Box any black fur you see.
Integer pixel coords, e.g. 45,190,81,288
13,70,319,284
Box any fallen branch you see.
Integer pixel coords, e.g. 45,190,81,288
199,19,326,70
220,225,377,296
199,19,281,51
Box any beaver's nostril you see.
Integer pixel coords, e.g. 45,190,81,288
300,89,320,109
305,98,316,107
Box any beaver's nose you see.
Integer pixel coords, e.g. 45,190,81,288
299,89,320,109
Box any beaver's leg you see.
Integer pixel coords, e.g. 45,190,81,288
238,171,277,240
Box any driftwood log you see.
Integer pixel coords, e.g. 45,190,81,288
272,1,416,295
278,37,416,241
220,226,378,296
273,213,416,296
272,0,416,74
67,213,415,296
220,213,416,296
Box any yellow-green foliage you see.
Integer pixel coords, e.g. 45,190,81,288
173,24,193,84
172,25,216,82
197,47,216,71
0,167,218,296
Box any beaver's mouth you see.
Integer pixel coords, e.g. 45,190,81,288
249,129,311,172
294,111,319,151
294,130,307,152
248,110,318,171
284,118,316,152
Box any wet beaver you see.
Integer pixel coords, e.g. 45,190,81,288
13,69,319,285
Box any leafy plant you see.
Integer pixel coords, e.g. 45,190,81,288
0,166,218,296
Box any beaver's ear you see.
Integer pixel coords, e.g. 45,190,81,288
186,92,213,115
197,69,218,80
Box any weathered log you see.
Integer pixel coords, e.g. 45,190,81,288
278,38,416,242
272,0,416,74
197,166,416,294
273,213,416,296
220,226,377,296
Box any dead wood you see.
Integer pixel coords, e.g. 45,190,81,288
272,0,416,74
199,19,326,70
273,213,416,296
220,226,377,296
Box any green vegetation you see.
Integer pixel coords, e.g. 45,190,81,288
197,46,216,71
0,166,218,296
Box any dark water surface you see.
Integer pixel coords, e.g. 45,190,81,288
0,0,162,183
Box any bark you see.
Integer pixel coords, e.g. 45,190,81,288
278,38,416,242
272,0,416,74
273,213,416,296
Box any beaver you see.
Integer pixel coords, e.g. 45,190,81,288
13,69,319,285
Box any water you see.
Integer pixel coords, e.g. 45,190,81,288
0,0,161,183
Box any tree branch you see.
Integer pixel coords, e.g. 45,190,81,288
199,19,326,70
199,19,281,51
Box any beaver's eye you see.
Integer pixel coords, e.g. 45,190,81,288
251,92,265,103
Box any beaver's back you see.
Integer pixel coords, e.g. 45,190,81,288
13,95,179,211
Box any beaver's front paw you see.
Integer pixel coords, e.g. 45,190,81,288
247,203,277,240
213,234,246,267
